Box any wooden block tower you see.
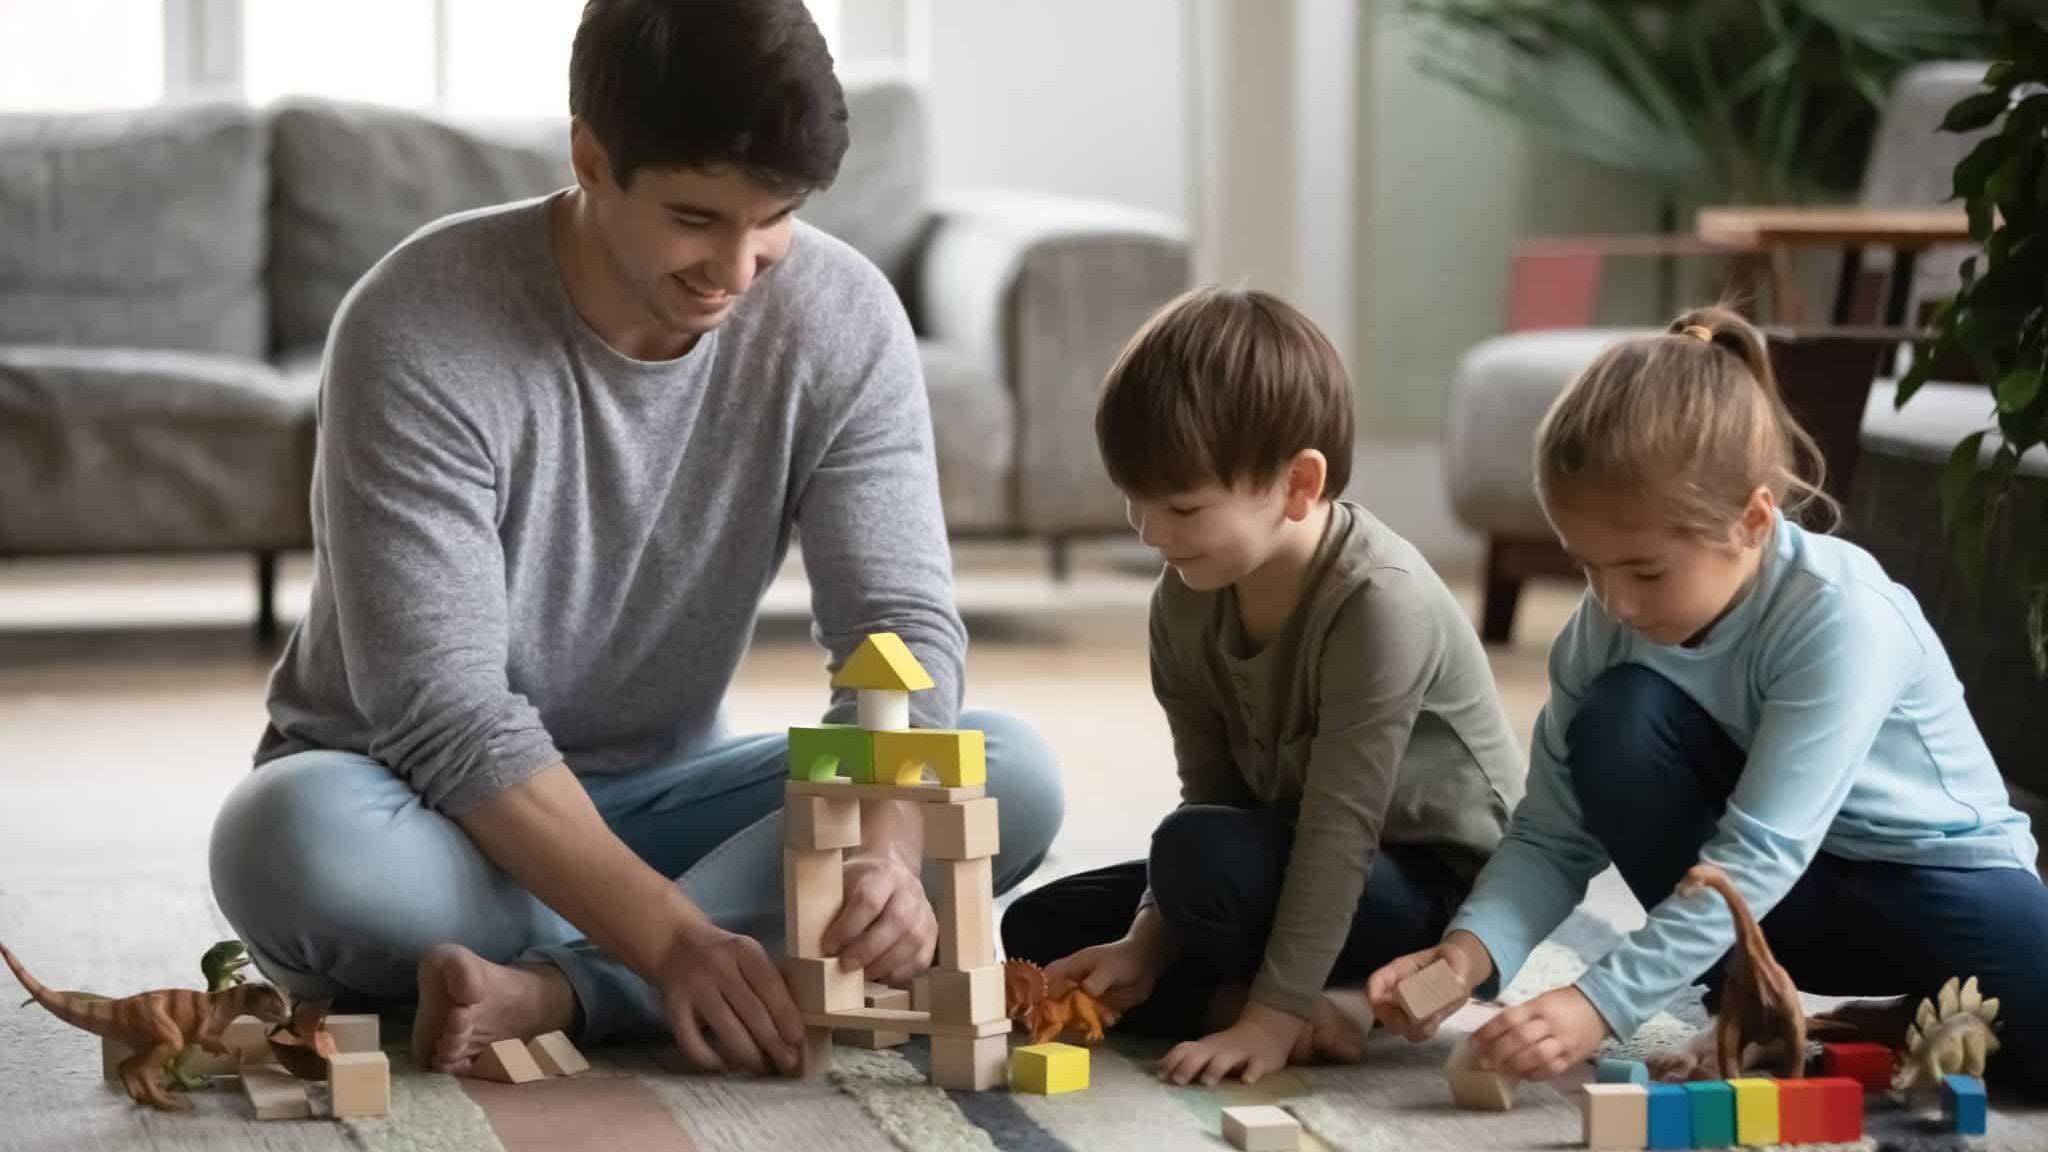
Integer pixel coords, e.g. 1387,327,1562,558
785,633,1007,1091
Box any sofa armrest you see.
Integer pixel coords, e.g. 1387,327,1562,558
913,190,1189,536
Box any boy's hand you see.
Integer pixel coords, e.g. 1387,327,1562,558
1364,931,1493,1041
1043,939,1161,1022
1471,986,1611,1080
1157,1002,1304,1086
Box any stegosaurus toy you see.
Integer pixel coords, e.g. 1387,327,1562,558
1003,959,1110,1045
1893,975,2001,1096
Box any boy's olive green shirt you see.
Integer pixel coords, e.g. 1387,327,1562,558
1147,501,1527,1018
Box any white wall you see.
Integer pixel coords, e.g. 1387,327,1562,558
918,0,1188,222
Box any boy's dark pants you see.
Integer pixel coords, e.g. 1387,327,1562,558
1000,804,1468,1038
1571,663,2048,1092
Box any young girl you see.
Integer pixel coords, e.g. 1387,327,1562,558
1366,306,2048,1091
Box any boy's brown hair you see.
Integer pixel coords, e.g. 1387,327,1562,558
1095,287,1354,500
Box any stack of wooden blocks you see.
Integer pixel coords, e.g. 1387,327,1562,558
106,1012,390,1120
783,633,1008,1091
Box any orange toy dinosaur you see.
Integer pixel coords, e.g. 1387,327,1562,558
1678,863,1806,1079
2,940,289,1111
1004,959,1109,1045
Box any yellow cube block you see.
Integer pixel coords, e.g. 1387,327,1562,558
1728,1078,1780,1145
871,728,986,787
1010,1042,1088,1095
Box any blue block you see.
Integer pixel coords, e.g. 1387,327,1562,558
1943,1074,1987,1136
1597,1058,1650,1084
1646,1083,1691,1149
1683,1081,1737,1148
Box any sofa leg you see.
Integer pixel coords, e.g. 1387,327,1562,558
1480,539,1521,646
255,551,279,643
1048,537,1071,583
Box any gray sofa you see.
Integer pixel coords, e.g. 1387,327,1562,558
0,80,1189,633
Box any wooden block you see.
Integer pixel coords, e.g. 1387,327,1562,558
930,1033,1007,1091
468,1037,546,1084
1943,1074,1987,1135
783,846,844,959
241,1064,312,1120
1727,1077,1779,1145
911,973,930,1011
786,778,985,804
857,689,911,733
925,798,1000,860
787,794,862,850
1443,1035,1516,1111
800,1026,833,1079
786,956,865,1013
838,985,911,1048
1646,1082,1691,1148
1583,1084,1648,1149
872,728,986,788
1777,1077,1828,1144
1009,1042,1088,1094
1820,1041,1894,1091
328,1051,390,1118
224,1016,274,1064
926,965,1005,1025
934,857,996,969
800,1007,1009,1038
1595,1057,1650,1084
1683,1080,1736,1148
1221,1103,1302,1150
832,633,935,692
788,724,873,782
1815,1077,1863,1143
527,1030,589,1077
1394,958,1464,1022
325,1014,380,1055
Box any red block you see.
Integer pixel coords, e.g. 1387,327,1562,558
1779,1079,1829,1143
1815,1077,1865,1143
1821,1043,1894,1091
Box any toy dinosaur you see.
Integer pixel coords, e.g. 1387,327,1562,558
1893,976,2001,1096
1003,959,1109,1045
1,940,289,1112
267,998,338,1081
164,940,260,1090
1677,863,1806,1079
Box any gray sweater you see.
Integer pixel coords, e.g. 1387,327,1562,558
1149,501,1526,1017
258,195,967,815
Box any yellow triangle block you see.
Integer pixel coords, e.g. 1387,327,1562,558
831,633,935,692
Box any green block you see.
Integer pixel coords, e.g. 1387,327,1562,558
1684,1081,1736,1149
788,724,874,782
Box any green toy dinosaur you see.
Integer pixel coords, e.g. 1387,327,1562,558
163,940,256,1091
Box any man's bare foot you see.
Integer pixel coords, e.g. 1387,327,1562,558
1291,989,1372,1065
412,944,578,1073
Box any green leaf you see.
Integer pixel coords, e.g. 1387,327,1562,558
1986,60,2014,87
1954,135,2010,202
1943,90,2014,132
1942,430,1989,529
1997,367,2043,412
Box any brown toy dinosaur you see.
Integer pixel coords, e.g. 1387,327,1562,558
2,940,289,1111
1677,863,1806,1079
1004,959,1110,1045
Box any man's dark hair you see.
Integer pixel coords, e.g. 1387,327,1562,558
569,0,849,194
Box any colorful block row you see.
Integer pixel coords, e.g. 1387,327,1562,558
787,724,986,786
1584,1077,1862,1149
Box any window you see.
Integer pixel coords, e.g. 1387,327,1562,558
0,0,164,112
243,1,436,109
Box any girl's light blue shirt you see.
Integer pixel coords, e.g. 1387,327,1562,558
1448,513,2037,1040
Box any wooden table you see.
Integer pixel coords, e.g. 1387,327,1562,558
1696,206,1971,326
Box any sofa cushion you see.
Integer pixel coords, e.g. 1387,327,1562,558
920,340,1011,533
0,102,269,358
269,98,573,353
1863,379,2048,477
803,78,929,291
0,346,315,554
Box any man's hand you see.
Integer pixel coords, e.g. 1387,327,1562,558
1363,930,1494,1041
1043,939,1162,1023
1471,986,1612,1080
656,921,806,1076
821,853,937,986
1157,1002,1305,1086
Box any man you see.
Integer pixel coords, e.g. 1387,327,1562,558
209,0,1062,1078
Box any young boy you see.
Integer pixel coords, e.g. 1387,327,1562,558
1001,287,1527,1085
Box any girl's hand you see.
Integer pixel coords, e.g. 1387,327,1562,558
1470,986,1612,1080
1363,931,1493,1041
1156,1002,1304,1086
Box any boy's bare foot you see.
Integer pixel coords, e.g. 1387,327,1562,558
412,943,578,1073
